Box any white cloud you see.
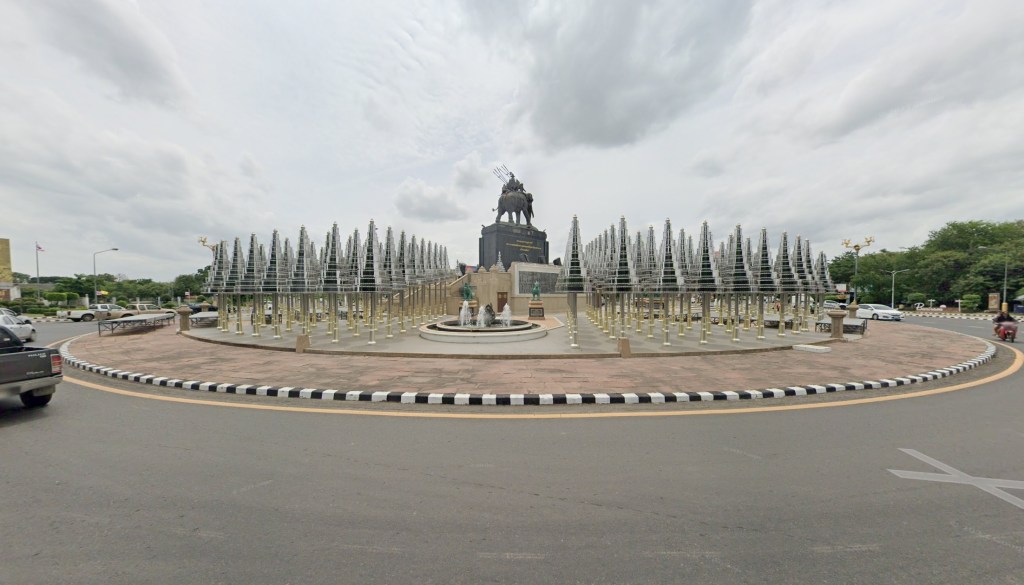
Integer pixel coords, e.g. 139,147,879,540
481,1,755,149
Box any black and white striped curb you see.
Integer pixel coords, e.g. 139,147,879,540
24,317,71,322
905,314,993,321
59,341,996,407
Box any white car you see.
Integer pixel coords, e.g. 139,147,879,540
0,313,36,341
0,307,31,324
856,303,903,321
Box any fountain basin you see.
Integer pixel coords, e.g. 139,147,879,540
420,320,547,343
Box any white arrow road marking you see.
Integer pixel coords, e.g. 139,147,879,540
889,448,1024,510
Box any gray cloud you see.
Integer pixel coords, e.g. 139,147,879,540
453,151,488,192
491,1,753,148
0,84,272,278
394,179,470,222
690,152,725,178
19,0,193,108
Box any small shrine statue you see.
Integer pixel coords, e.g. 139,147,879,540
531,281,541,301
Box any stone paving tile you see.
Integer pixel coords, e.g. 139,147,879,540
64,320,990,395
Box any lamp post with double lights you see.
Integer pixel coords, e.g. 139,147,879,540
93,248,118,303
841,236,874,306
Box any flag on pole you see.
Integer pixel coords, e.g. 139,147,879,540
36,242,44,252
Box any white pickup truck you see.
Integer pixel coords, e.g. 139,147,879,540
117,303,177,318
58,303,176,322
57,303,125,322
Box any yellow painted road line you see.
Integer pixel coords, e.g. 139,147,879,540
64,343,1022,420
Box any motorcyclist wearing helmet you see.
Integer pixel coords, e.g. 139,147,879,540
993,310,1017,335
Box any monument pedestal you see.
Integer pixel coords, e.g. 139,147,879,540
467,299,479,316
528,300,545,320
480,222,549,272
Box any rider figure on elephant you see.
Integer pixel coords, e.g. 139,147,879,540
504,173,524,193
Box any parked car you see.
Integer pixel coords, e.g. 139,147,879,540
0,307,31,324
856,303,903,321
186,303,218,314
0,313,35,341
822,300,847,310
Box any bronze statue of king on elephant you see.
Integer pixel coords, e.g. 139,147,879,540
491,165,535,227
495,190,534,226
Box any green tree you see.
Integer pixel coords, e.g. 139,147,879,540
827,251,856,284
53,274,94,298
960,294,981,312
43,292,67,304
172,266,210,298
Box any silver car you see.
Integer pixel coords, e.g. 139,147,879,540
0,313,36,341
856,303,903,321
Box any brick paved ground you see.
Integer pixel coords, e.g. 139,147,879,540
65,318,989,395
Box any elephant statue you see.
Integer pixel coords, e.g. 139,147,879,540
494,190,534,226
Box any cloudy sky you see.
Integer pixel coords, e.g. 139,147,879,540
3,0,1022,282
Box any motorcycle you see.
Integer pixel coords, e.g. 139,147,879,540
995,320,1017,343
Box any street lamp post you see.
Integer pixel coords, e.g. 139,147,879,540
884,269,910,308
93,248,119,303
842,236,875,305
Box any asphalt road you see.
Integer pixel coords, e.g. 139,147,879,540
2,319,1022,584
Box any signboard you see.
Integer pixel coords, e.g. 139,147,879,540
988,293,1001,311
835,283,848,293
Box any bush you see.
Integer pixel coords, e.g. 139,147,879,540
44,292,67,304
906,292,927,307
958,295,983,313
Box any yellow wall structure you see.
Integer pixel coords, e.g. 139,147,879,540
0,238,12,283
0,238,13,300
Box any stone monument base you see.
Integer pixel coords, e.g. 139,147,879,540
528,300,545,320
479,222,549,271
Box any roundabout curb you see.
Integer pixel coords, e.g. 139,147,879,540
59,339,997,407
